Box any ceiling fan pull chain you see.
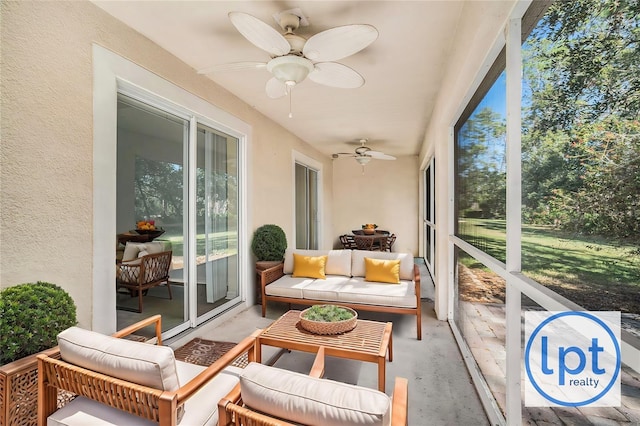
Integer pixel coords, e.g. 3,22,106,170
288,85,294,119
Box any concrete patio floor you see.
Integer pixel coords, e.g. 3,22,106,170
167,298,490,425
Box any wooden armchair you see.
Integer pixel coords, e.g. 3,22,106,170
38,315,258,426
219,347,408,426
116,250,173,313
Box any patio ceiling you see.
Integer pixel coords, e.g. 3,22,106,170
91,1,511,159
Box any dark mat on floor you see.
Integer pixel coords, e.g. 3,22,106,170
173,338,248,368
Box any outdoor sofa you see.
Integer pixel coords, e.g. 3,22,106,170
259,249,422,339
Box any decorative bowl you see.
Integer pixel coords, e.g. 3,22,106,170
133,229,165,238
363,228,375,235
299,305,358,335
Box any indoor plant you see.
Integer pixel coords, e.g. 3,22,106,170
251,224,287,270
0,282,77,426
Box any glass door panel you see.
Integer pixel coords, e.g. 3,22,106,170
195,124,240,323
116,94,188,334
295,162,318,249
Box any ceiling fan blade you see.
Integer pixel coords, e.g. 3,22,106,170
228,12,291,57
197,61,267,74
265,77,287,99
308,62,364,89
367,151,396,160
303,24,378,62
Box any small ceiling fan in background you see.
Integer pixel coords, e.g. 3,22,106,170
198,8,378,117
332,139,396,173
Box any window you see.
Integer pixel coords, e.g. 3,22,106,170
450,1,639,423
295,162,319,250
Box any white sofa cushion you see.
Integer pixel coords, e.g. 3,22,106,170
58,327,180,391
240,362,391,426
337,278,417,308
300,275,352,302
351,250,414,281
264,275,314,298
284,249,352,276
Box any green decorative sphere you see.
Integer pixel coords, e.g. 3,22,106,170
0,282,77,364
251,224,287,261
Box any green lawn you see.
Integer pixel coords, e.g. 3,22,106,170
459,218,640,313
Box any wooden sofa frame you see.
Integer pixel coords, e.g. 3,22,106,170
259,263,422,340
37,315,257,426
218,347,409,426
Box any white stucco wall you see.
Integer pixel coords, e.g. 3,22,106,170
332,156,420,254
0,1,334,329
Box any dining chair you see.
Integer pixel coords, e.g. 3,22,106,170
382,234,397,252
340,234,358,249
354,235,375,251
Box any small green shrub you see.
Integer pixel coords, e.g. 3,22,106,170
0,282,77,364
251,224,287,261
302,305,355,322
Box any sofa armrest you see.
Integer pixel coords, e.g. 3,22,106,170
413,264,421,300
260,262,285,288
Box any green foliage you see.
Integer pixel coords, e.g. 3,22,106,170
521,0,639,241
0,282,77,364
457,106,507,220
251,224,287,261
302,305,355,322
460,219,640,312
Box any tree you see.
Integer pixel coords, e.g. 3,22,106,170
522,0,639,240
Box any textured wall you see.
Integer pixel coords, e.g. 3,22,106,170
0,1,334,328
332,156,420,254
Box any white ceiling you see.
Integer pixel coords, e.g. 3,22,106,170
92,1,469,159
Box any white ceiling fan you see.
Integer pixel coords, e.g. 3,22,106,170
332,139,396,166
198,8,378,116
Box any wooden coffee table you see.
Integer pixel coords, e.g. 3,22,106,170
255,310,393,392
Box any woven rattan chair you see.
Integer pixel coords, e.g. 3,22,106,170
218,347,408,426
339,234,358,249
382,234,397,252
116,250,173,313
354,235,375,250
38,315,258,426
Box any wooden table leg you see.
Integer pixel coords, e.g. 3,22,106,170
378,355,386,392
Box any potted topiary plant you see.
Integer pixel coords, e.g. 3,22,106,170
251,224,287,271
0,281,77,426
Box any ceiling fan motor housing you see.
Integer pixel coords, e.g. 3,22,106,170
267,56,314,85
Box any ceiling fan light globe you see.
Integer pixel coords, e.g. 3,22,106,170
356,156,371,165
267,56,314,85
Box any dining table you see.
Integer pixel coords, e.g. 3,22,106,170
350,231,392,251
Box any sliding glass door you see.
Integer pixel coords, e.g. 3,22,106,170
116,94,241,335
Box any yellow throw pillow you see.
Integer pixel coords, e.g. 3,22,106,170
292,254,328,279
364,257,401,284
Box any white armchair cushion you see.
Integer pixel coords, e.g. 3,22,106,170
240,362,391,426
122,241,167,261
57,327,180,391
